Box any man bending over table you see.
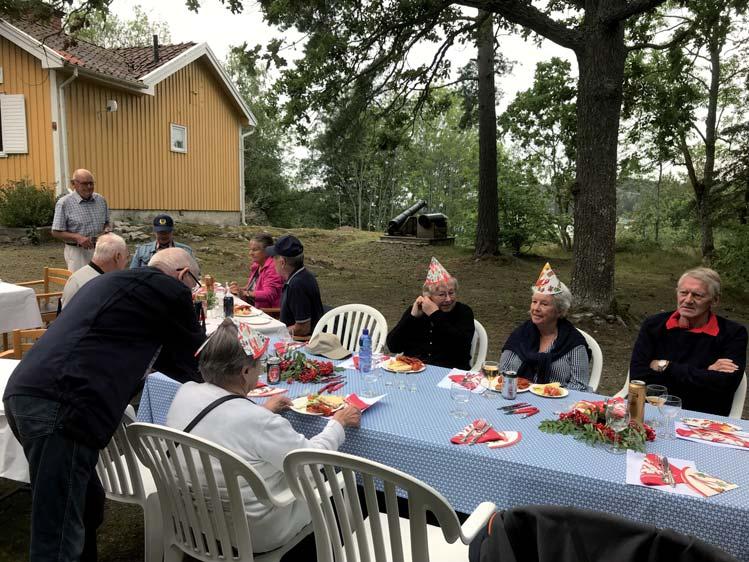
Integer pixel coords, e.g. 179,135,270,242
267,234,324,338
2,248,205,562
630,267,747,416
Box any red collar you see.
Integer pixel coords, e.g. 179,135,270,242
665,311,719,336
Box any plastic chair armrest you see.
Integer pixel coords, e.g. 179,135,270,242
460,501,496,543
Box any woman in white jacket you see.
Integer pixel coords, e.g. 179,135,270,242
166,319,361,553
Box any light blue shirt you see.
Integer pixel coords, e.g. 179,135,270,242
129,240,194,268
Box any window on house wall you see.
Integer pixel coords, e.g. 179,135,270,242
0,94,29,156
170,123,187,153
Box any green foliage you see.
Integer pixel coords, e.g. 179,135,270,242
69,5,171,47
0,179,55,228
714,225,749,291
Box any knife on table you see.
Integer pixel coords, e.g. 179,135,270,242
662,456,676,488
498,402,531,411
468,423,492,445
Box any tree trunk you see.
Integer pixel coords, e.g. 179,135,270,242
696,190,714,263
474,10,499,257
655,161,662,244
570,21,626,312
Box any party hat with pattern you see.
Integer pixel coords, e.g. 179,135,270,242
532,262,563,294
425,257,452,286
236,320,269,359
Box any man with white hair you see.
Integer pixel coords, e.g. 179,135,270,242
3,248,204,562
630,267,747,415
61,233,129,308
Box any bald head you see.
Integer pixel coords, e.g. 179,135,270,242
149,248,200,289
71,168,95,199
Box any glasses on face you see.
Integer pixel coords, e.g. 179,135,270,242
176,268,201,287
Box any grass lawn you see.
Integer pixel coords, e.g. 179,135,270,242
1,224,747,561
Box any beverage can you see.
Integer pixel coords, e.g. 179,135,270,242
501,370,518,400
223,295,234,318
267,357,281,385
628,380,647,425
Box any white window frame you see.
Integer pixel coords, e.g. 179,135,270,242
0,94,29,157
170,123,187,153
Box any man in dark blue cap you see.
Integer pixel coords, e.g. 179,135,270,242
266,234,324,337
130,213,194,268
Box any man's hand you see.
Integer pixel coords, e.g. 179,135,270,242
229,281,240,296
78,234,94,249
263,395,292,413
421,297,439,316
333,404,361,428
410,296,425,318
708,358,739,373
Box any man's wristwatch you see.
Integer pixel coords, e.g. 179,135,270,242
656,360,669,373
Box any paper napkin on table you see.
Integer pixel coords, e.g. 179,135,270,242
626,451,698,497
345,393,386,412
437,369,486,394
274,341,306,356
676,423,749,450
338,355,390,370
450,419,512,445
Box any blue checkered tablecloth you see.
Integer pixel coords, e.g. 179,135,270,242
138,363,749,561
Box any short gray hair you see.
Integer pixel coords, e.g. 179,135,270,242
198,319,258,387
148,247,199,278
532,282,573,317
93,233,126,261
678,267,721,299
422,277,458,296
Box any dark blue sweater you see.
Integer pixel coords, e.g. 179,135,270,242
630,311,747,416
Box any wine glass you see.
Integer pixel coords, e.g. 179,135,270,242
645,384,668,433
661,395,682,440
449,382,470,418
481,361,500,399
605,401,630,453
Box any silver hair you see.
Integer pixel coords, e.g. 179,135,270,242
92,233,126,261
422,277,458,296
148,247,199,277
678,267,721,299
532,282,573,317
198,319,258,387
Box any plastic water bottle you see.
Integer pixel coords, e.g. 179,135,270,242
359,328,372,373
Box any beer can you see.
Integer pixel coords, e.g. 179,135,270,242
267,357,281,385
501,370,518,400
223,295,234,318
628,380,647,425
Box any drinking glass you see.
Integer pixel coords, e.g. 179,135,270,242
449,382,470,418
363,371,379,398
481,361,500,399
605,401,630,453
645,384,668,433
661,395,682,440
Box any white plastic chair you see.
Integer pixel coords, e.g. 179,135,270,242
126,422,312,562
312,304,388,354
470,319,488,372
616,370,746,420
283,449,496,562
96,406,162,562
577,329,603,392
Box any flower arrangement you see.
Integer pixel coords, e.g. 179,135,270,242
539,399,655,452
279,350,342,383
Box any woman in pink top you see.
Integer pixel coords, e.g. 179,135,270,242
229,233,284,308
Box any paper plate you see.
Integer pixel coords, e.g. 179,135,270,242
247,386,287,398
479,376,531,393
487,431,522,449
529,384,568,398
238,315,271,326
290,396,345,416
382,360,426,374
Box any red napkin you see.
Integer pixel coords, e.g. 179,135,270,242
448,374,482,390
255,381,267,388
450,419,508,445
344,393,378,412
274,341,305,355
676,428,749,448
640,453,685,486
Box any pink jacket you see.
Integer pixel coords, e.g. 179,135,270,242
244,256,284,308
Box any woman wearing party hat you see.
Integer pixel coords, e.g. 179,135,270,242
386,257,475,370
499,263,591,390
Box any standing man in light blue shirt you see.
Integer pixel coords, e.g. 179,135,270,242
130,213,194,268
51,169,110,272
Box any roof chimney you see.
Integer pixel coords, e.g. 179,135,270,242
152,34,159,64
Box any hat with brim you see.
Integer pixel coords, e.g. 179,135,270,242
306,332,351,360
265,234,303,257
153,213,174,233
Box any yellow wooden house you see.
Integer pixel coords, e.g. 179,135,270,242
0,13,256,224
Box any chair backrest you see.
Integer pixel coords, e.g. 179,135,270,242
45,266,72,290
470,319,488,372
7,328,47,359
283,449,464,562
312,304,388,354
728,372,747,420
577,328,603,392
96,407,147,505
127,422,281,561
615,371,630,399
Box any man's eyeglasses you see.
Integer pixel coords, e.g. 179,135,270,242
74,181,95,187
177,268,201,286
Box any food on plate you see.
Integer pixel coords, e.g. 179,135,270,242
305,393,345,416
386,355,425,372
483,375,532,392
517,377,531,390
531,382,565,397
234,304,254,317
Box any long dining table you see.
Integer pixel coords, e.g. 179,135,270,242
136,356,749,561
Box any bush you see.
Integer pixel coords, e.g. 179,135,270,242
0,179,56,228
713,225,749,291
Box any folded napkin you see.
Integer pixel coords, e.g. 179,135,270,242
676,425,749,449
681,417,742,433
640,453,685,486
448,373,483,390
255,381,267,388
337,355,391,370
274,341,306,355
451,419,507,445
345,393,385,412
625,451,699,497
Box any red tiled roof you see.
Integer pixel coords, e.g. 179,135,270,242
5,15,195,84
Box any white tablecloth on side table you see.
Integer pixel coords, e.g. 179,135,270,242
204,294,288,339
0,281,43,334
0,359,29,482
